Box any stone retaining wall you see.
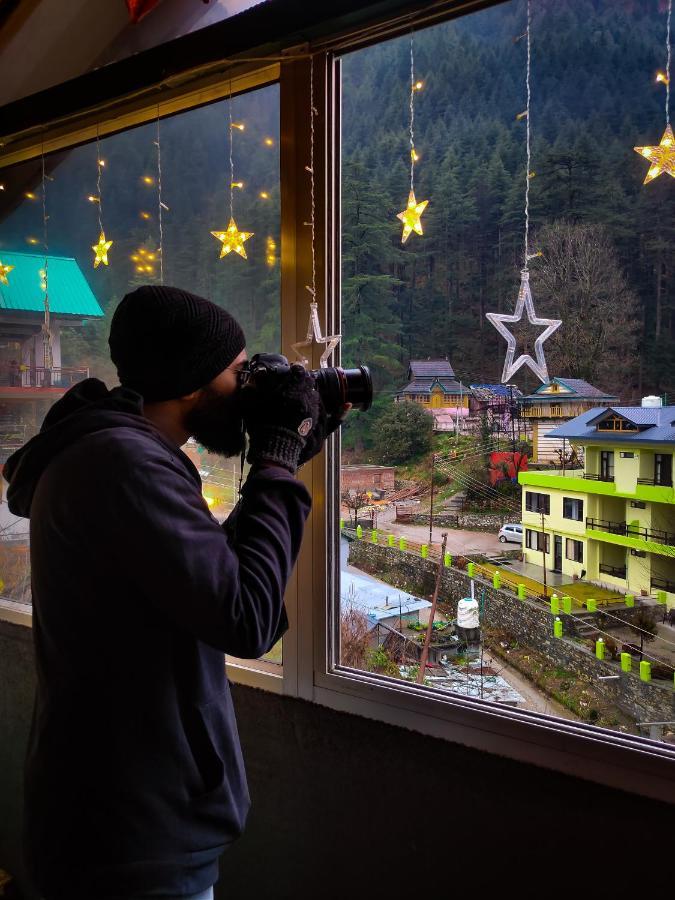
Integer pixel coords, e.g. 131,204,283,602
348,541,675,723
405,512,508,531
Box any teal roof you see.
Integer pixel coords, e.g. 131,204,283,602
0,251,104,317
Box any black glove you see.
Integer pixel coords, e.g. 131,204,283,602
297,399,351,466
241,361,320,474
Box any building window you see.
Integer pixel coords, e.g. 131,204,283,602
654,453,673,487
526,529,549,553
562,498,583,521
620,452,635,458
565,539,584,563
600,450,614,481
630,501,646,509
525,491,550,514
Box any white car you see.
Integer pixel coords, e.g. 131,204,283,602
498,523,523,544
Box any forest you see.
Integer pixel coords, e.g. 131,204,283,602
1,0,673,456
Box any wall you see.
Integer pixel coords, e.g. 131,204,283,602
341,465,395,492
3,616,675,898
2,619,675,897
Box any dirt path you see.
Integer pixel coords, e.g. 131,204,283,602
480,649,578,720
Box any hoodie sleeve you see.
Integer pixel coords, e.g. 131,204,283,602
113,452,311,657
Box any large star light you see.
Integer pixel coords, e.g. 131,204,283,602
0,260,15,285
397,190,428,243
291,298,341,369
486,269,561,384
92,231,113,268
211,217,253,259
634,124,675,184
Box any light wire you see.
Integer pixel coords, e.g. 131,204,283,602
308,53,317,301
95,126,103,235
524,0,532,268
155,108,164,284
409,33,416,192
667,0,672,125
228,81,234,217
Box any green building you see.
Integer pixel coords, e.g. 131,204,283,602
519,399,675,607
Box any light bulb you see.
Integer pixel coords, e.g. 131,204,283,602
26,237,39,245
414,80,424,91
231,181,244,189
656,71,670,84
411,149,420,161
140,211,151,220
142,175,154,185
98,159,106,167
87,195,100,203
264,137,274,146
25,192,36,200
259,191,269,199
231,123,245,131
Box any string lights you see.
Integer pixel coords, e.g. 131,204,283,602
211,86,253,259
634,0,675,184
91,128,113,268
396,34,428,243
40,151,53,374
154,107,168,284
291,55,341,368
0,259,14,286
486,0,560,385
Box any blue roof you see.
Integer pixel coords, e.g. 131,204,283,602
341,570,431,626
548,406,675,446
0,251,104,317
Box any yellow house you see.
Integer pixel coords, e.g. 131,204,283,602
517,377,618,463
395,359,469,410
519,400,675,607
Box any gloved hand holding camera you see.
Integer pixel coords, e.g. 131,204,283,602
241,353,371,474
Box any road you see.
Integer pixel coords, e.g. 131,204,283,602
369,504,509,556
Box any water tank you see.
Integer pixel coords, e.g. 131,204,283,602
641,395,663,408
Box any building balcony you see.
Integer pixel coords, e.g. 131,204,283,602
651,575,675,594
0,366,90,389
637,476,673,488
582,472,614,483
586,517,675,547
599,563,627,580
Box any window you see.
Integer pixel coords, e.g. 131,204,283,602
597,415,638,432
0,81,282,668
526,529,549,553
525,491,550,514
562,498,583,521
630,501,646,509
565,539,583,563
600,451,614,481
620,451,635,458
655,453,673,487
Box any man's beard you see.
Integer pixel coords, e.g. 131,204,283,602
184,385,246,457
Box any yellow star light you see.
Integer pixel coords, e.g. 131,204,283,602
92,231,113,268
211,217,253,259
397,190,428,243
0,260,15,285
634,124,675,184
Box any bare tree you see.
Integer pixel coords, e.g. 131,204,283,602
341,489,370,527
340,607,371,669
530,221,640,395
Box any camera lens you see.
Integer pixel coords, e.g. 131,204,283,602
312,366,373,413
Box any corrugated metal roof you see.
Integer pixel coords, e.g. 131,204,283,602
470,383,522,400
409,359,455,378
398,378,465,394
549,406,675,445
521,376,617,401
0,252,104,317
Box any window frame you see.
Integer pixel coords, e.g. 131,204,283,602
1,3,675,807
565,538,584,563
562,497,583,522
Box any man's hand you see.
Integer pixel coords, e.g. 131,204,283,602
297,402,352,466
241,363,320,473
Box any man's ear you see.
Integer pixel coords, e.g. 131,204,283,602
179,388,202,402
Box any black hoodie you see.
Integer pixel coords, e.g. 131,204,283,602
4,379,311,900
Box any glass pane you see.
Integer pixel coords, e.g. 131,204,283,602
338,0,675,742
0,83,282,664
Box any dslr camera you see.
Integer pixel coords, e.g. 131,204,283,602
246,353,373,413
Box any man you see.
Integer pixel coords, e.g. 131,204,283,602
5,285,345,900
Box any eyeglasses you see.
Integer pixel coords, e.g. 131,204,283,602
230,361,251,387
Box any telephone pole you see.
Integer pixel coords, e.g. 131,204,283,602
541,510,548,599
429,453,436,545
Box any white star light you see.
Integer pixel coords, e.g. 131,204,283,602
486,268,561,384
291,297,341,368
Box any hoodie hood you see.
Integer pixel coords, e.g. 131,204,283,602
4,378,173,519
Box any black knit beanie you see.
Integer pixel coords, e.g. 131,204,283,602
108,285,246,401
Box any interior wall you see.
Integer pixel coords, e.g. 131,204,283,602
1,620,674,898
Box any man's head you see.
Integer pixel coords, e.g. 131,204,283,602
109,285,248,455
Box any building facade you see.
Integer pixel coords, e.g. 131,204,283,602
395,359,469,432
517,377,618,463
341,465,396,495
519,400,675,607
0,251,104,463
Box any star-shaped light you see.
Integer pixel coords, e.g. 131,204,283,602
397,190,428,243
291,297,341,369
92,231,113,268
211,217,253,259
486,269,561,384
0,260,15,285
634,124,675,184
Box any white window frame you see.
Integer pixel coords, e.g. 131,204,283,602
1,13,675,807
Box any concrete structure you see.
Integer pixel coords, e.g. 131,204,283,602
395,359,469,431
517,377,618,463
519,400,675,606
0,251,104,463
341,464,395,495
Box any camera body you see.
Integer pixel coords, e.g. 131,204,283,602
247,353,372,413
